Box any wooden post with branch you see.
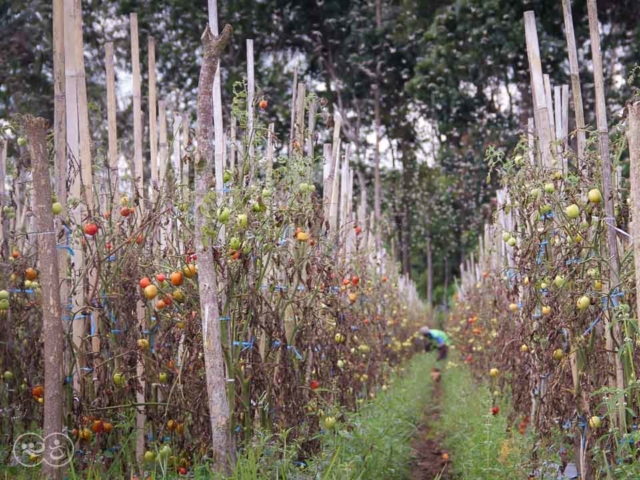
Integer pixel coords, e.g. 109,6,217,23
25,116,63,480
194,23,234,472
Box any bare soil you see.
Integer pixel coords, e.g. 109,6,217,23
408,375,453,480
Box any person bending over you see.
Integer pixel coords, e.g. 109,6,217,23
420,326,450,361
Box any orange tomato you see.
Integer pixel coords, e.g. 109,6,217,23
170,271,183,286
25,268,37,281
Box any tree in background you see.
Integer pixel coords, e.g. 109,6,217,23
2,0,640,302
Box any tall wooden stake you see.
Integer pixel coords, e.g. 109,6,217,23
562,0,587,171
148,37,158,198
587,0,625,430
105,42,119,206
25,117,64,480
131,13,144,208
195,23,234,473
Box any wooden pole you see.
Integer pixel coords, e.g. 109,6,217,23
194,23,234,472
63,0,85,394
524,12,553,169
158,101,168,188
148,37,158,198
306,99,316,159
25,117,64,479
562,0,587,171
0,140,7,259
181,113,189,199
247,39,255,180
295,83,306,151
587,0,625,430
628,102,640,329
129,12,146,465
130,13,144,208
53,2,68,404
208,0,225,201
105,42,119,206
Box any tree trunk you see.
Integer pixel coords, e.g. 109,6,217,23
194,24,234,473
24,117,63,479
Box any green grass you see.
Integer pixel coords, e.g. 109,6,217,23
309,353,435,480
220,352,436,480
436,363,532,479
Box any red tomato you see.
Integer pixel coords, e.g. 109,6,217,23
84,223,98,236
139,277,151,289
156,273,166,283
310,380,320,390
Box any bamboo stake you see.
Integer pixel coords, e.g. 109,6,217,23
63,0,84,394
527,118,535,165
295,83,306,151
181,113,189,199
322,143,332,221
208,0,225,202
230,117,237,173
587,0,625,430
562,0,587,171
0,140,6,258
628,102,640,329
131,13,144,208
149,37,158,197
53,2,68,393
158,101,168,249
306,99,316,159
158,101,168,188
289,68,298,148
544,74,557,145
130,12,146,465
105,42,119,206
524,12,553,169
328,113,342,232
247,39,255,180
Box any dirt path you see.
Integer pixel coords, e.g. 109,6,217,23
408,372,453,480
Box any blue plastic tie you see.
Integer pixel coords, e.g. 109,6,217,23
583,314,603,337
220,316,231,321
288,346,303,360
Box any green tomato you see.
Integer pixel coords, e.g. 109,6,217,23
113,373,125,387
237,214,248,229
217,207,230,224
144,451,156,463
3,371,14,382
52,202,63,215
17,137,27,147
229,237,242,251
0,290,9,300
159,372,168,383
544,183,555,194
159,445,172,458
577,296,590,310
566,204,580,219
588,189,602,204
223,170,233,183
